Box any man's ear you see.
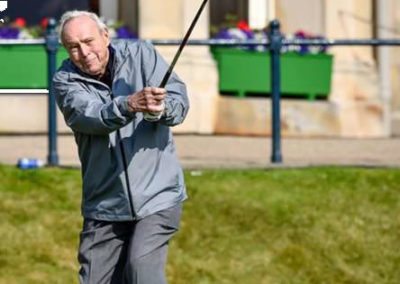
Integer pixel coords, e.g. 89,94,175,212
102,27,110,45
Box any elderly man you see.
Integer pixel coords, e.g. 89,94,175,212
53,10,189,284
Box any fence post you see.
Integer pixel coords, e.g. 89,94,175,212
268,20,283,163
45,18,59,166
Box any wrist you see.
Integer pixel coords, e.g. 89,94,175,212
127,96,137,112
143,102,165,121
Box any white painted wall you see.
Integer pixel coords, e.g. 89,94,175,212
277,0,325,34
248,0,276,29
249,0,267,29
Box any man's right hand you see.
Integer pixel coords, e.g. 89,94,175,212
127,87,167,114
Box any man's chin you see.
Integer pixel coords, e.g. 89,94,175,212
83,68,102,77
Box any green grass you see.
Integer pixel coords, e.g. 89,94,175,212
0,165,399,284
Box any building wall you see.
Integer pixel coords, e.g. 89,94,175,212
277,0,325,35
326,0,383,137
0,92,69,133
0,0,398,137
389,0,400,135
138,0,219,134
277,0,384,137
218,0,386,138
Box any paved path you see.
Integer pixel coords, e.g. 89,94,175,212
0,134,399,168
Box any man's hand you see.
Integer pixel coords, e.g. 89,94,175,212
127,87,166,114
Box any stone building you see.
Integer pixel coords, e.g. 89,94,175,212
0,0,399,137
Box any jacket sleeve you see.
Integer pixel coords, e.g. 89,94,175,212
53,72,135,135
140,41,190,126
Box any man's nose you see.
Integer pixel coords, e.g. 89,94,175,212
79,45,90,57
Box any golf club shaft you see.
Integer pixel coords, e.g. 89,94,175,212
159,0,209,88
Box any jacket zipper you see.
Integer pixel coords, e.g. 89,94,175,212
109,52,137,219
115,128,136,219
108,90,136,220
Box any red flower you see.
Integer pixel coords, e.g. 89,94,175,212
40,18,49,29
295,30,312,38
237,20,251,32
14,17,26,28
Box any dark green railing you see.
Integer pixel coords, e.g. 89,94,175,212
1,19,400,166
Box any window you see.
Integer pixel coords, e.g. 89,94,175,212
118,0,139,35
210,0,248,35
89,0,99,14
4,0,90,25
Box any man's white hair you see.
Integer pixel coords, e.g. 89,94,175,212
59,10,107,42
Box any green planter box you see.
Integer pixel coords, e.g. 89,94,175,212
212,48,333,100
0,45,69,89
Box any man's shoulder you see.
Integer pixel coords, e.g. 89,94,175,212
111,39,156,58
54,59,73,79
53,59,76,82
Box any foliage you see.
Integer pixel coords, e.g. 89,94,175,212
103,19,138,40
0,17,137,39
0,17,47,39
211,14,328,54
0,165,399,283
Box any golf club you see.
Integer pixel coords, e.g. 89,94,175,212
144,0,209,121
126,0,209,212
159,0,209,88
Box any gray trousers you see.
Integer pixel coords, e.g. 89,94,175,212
78,204,182,284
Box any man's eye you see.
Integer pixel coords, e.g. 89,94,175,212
69,46,78,52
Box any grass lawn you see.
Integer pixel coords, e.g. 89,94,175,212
0,165,399,283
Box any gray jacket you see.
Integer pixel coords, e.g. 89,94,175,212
53,40,189,221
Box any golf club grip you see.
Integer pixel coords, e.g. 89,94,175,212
159,0,209,88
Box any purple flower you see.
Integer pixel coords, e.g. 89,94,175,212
116,26,138,39
294,30,328,54
213,28,230,40
242,29,254,39
213,27,255,40
0,27,20,39
213,27,262,51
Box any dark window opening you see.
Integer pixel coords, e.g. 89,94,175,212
119,0,139,36
2,0,90,25
209,0,248,36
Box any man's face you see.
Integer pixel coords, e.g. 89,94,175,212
62,16,110,77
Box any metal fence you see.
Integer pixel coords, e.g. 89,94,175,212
1,19,400,166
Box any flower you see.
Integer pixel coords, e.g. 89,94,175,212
0,27,19,39
0,17,44,39
40,18,49,30
212,18,328,54
236,20,252,33
14,17,26,28
294,30,328,54
212,19,267,52
103,19,138,40
115,26,138,39
0,17,139,40
213,19,256,40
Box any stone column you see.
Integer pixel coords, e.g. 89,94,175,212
139,0,219,134
326,0,383,137
390,0,400,136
